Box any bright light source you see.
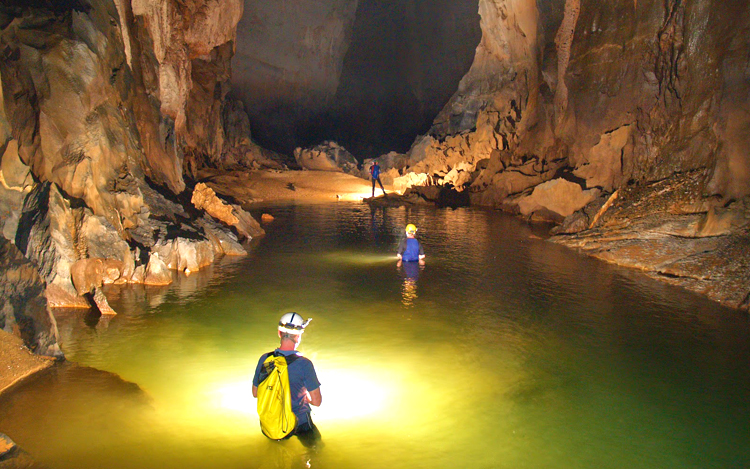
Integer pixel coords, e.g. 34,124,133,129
209,362,396,432
319,251,395,266
312,369,390,422
213,379,257,415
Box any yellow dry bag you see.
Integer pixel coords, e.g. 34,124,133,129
257,352,298,439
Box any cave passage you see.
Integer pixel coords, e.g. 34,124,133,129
231,0,481,160
2,204,749,468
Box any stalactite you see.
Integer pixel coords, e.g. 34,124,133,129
554,0,581,127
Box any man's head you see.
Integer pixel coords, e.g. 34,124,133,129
405,224,417,237
277,312,312,344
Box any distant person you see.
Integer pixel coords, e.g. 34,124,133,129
397,224,425,266
369,161,386,197
252,313,322,447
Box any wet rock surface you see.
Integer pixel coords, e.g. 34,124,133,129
0,330,54,396
551,172,750,310
0,0,266,363
0,240,62,359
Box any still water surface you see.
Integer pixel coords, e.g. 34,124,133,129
2,203,749,469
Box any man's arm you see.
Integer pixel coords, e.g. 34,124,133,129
252,385,258,398
396,239,406,258
307,387,322,406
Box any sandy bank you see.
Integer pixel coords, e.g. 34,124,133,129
0,330,54,397
197,168,392,205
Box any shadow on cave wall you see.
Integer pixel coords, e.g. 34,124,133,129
233,0,480,161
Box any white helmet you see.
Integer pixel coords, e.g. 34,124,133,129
278,312,312,335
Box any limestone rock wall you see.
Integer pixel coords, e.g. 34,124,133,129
231,0,359,157
395,0,750,210
0,238,62,359
0,0,264,353
388,0,750,308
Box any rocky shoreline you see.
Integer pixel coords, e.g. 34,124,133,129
0,170,379,397
0,331,54,397
549,172,750,311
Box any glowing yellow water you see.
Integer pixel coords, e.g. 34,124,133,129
1,203,749,469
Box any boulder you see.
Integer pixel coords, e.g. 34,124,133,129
153,237,216,274
144,253,172,286
192,182,239,226
294,141,358,174
518,178,600,219
443,163,475,190
70,258,124,296
198,215,247,256
393,173,431,193
80,213,135,279
190,183,263,241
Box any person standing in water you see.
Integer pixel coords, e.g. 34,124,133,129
370,160,386,197
397,224,425,266
252,313,322,446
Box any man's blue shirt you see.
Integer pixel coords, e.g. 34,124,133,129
253,349,321,426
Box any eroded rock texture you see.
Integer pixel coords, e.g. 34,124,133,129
0,0,265,351
395,0,749,209
0,238,62,358
386,0,750,308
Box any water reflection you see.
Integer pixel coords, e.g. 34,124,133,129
3,203,750,469
398,261,424,307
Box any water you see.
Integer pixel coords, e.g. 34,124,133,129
1,203,749,469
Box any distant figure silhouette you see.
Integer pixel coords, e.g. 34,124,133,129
369,161,386,197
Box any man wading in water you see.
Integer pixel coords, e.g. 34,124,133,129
397,224,425,266
252,313,322,447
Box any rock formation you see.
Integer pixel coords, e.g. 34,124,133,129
381,0,750,309
0,238,62,358
294,141,359,174
0,0,267,353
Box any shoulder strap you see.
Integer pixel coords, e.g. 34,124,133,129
272,349,301,365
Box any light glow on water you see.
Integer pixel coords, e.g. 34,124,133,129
214,379,257,414
2,203,749,469
318,251,396,266
312,368,391,422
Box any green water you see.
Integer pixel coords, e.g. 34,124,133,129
1,203,749,469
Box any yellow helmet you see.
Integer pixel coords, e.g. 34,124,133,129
405,224,417,235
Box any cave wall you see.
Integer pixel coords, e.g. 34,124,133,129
399,0,750,206
231,0,482,160
231,0,359,158
0,0,262,354
329,0,482,158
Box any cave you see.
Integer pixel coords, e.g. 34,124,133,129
231,0,482,160
1,0,750,467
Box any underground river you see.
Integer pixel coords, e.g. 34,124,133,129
1,203,749,469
